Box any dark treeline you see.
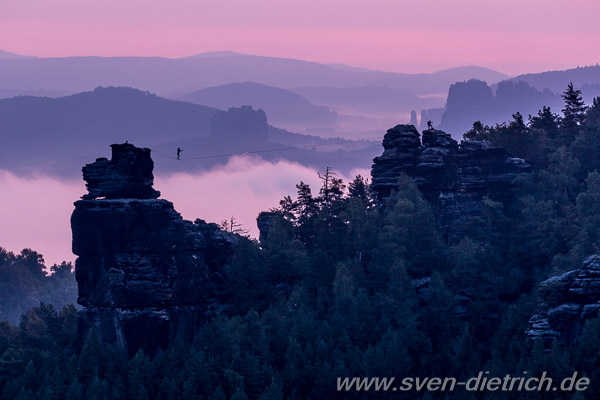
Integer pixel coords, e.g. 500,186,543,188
0,248,76,324
3,84,600,399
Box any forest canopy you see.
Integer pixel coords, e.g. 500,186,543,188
2,84,600,399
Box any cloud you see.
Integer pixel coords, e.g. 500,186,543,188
0,170,84,268
0,156,366,268
155,156,322,237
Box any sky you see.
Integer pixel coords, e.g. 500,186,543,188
1,0,599,75
0,158,368,268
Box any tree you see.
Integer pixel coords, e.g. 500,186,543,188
377,174,444,277
560,82,587,144
572,172,600,260
585,96,600,128
85,376,110,400
19,249,46,279
127,349,151,400
464,115,538,162
220,216,249,236
65,380,84,400
529,106,560,140
230,387,249,400
504,111,535,157
463,121,490,142
259,378,284,400
208,386,227,400
347,175,375,209
317,167,345,212
295,181,318,226
571,96,600,177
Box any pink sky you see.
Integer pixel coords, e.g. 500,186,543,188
1,0,599,75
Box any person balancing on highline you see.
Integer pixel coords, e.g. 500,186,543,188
427,120,434,130
177,147,183,160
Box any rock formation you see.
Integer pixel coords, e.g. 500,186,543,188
527,255,600,344
440,79,495,135
410,110,418,127
210,105,269,144
72,143,237,355
439,80,561,136
370,124,531,240
256,211,280,245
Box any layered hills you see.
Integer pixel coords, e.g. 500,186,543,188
0,86,380,176
180,82,338,133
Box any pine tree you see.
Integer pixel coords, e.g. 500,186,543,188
586,97,600,128
230,387,249,400
529,106,559,139
463,121,490,141
347,174,374,208
295,181,318,225
258,378,284,400
85,376,110,400
560,82,587,144
317,167,345,210
77,330,105,385
208,386,227,400
21,360,38,392
127,349,151,400
65,380,84,400
377,174,444,276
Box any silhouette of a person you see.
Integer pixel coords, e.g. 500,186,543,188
427,120,434,130
177,147,183,160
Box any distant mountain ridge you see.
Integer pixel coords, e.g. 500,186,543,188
0,51,508,97
2,49,598,156
0,49,34,59
509,65,600,94
0,86,220,174
0,86,379,176
182,51,248,59
0,50,514,139
180,82,337,132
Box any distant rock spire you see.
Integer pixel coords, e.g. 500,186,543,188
410,110,418,127
210,105,269,144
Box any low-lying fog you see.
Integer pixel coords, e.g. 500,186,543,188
0,156,368,268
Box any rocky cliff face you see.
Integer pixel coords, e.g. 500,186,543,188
527,255,600,344
371,125,531,240
72,143,236,355
256,211,280,245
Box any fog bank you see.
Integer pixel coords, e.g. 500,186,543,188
0,156,367,267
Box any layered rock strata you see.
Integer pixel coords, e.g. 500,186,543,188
527,255,600,344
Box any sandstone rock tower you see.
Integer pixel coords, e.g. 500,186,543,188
72,143,236,355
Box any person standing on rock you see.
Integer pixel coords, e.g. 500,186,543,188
427,120,434,130
177,147,183,160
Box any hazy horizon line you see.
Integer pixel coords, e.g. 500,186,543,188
3,47,567,78
4,48,599,78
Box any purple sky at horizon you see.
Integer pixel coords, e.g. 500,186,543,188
2,0,599,76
